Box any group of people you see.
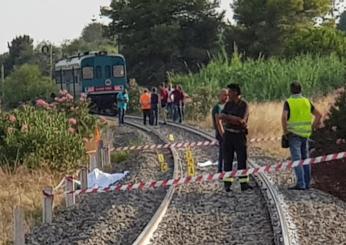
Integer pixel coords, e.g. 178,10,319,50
116,82,187,126
212,81,321,192
139,83,186,125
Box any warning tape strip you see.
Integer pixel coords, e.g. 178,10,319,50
67,151,346,195
111,136,281,152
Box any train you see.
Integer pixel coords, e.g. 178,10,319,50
54,51,128,113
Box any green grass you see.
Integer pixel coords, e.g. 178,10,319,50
171,52,346,102
111,151,129,163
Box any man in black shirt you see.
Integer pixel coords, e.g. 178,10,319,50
150,87,159,126
219,83,252,192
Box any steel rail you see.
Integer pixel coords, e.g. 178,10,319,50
125,115,291,245
112,119,181,245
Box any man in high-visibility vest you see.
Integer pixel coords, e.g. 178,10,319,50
282,81,322,190
140,88,151,125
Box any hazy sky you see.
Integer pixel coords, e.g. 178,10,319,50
0,0,233,54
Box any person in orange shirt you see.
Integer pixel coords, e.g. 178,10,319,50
140,88,151,125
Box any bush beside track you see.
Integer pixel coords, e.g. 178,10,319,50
312,89,346,202
0,91,98,170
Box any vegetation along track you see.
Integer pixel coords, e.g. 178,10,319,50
26,121,178,244
126,116,290,245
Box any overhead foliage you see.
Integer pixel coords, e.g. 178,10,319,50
225,0,331,57
101,0,225,84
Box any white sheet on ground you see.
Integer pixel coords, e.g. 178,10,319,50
197,160,218,167
197,160,238,168
87,168,129,188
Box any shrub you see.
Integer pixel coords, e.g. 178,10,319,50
0,92,98,170
323,88,346,140
3,64,56,108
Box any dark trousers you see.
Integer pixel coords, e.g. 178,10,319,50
216,134,223,172
151,106,158,125
118,108,125,124
142,109,151,125
223,131,248,186
173,104,182,123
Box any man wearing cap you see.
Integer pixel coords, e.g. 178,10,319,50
219,83,252,192
282,81,321,190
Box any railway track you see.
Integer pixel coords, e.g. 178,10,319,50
27,116,291,244
26,122,178,244
126,116,291,245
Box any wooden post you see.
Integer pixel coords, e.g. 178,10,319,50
13,207,25,245
96,140,104,168
80,167,88,189
89,153,97,171
105,144,111,166
42,186,53,224
65,177,75,207
100,146,105,169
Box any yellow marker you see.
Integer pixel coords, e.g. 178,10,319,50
187,159,196,176
185,147,196,176
161,161,169,172
157,153,169,172
168,134,174,142
158,153,165,163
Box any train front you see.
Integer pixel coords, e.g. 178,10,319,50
81,52,127,114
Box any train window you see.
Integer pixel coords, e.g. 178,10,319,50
96,66,102,79
82,67,93,80
113,65,124,77
105,65,111,78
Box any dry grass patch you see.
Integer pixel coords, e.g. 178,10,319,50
0,167,64,244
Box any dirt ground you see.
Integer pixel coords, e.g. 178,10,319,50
312,127,346,202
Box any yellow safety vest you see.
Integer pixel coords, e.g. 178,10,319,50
287,96,313,138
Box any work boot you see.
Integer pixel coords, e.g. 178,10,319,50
240,183,253,191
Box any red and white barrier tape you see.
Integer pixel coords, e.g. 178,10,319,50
112,140,218,152
249,136,281,143
111,136,281,152
67,151,346,195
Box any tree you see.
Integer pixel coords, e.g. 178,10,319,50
61,22,117,57
337,11,346,32
81,23,106,42
101,0,224,84
226,0,331,57
285,27,346,57
7,35,34,72
3,64,56,108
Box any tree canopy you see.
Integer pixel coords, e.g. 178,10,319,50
101,0,225,84
61,22,117,57
225,0,331,57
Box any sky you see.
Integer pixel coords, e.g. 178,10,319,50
0,0,233,54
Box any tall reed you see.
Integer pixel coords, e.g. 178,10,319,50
171,52,346,119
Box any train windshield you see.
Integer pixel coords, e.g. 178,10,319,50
113,65,124,77
82,66,94,80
